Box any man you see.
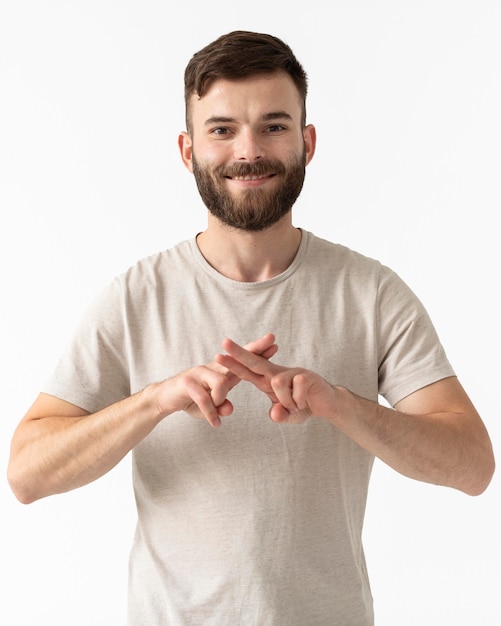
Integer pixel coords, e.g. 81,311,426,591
8,30,494,625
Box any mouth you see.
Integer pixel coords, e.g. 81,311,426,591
226,173,276,181
217,159,285,187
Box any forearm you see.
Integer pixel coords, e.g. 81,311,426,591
328,385,494,495
214,338,494,495
8,336,273,504
8,385,164,504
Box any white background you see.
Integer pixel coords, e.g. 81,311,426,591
1,1,500,624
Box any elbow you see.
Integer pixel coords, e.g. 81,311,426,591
7,461,42,505
12,491,38,506
455,419,496,496
462,450,496,497
9,482,41,506
8,483,35,506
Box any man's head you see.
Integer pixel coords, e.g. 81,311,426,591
183,30,308,133
179,32,316,232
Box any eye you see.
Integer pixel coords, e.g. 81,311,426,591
210,127,233,136
265,124,287,133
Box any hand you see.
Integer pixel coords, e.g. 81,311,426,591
215,340,495,496
215,337,336,424
156,334,278,428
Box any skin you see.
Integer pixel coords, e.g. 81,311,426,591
178,73,316,282
8,72,494,505
8,334,278,503
215,337,494,495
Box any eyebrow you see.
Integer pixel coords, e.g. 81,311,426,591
204,111,293,126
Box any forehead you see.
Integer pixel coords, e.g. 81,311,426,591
188,72,303,126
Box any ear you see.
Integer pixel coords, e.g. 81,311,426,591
178,131,194,173
303,124,317,166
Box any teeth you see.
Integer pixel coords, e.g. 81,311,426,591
233,175,268,181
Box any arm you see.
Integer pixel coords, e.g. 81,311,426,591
215,338,495,496
8,334,277,504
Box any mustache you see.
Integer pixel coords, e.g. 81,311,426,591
215,159,287,178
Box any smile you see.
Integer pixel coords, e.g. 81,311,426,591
234,174,271,181
226,173,276,181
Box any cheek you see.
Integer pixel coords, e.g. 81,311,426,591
193,138,230,166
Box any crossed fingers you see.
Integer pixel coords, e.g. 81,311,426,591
217,338,280,386
215,338,314,423
184,334,278,428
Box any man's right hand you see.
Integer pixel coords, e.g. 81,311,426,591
8,333,277,502
154,333,278,428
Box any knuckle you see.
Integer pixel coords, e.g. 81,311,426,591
294,371,309,386
271,373,288,388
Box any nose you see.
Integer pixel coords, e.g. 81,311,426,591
233,128,265,162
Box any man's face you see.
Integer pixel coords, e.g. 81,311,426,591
179,73,316,232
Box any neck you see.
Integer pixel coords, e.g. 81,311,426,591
196,215,302,282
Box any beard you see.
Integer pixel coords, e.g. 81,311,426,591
191,149,306,232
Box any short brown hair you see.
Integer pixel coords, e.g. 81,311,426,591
184,30,308,130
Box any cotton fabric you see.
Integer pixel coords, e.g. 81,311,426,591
44,230,454,625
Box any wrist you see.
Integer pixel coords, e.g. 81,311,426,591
322,384,353,425
142,381,172,423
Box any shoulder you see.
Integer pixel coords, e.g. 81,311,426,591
83,239,196,315
95,238,197,303
121,238,194,286
302,230,386,280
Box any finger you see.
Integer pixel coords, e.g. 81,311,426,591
212,334,277,390
184,378,221,427
269,402,290,423
243,333,278,361
269,402,309,425
215,398,234,418
184,369,232,428
261,344,279,360
220,338,279,376
271,373,300,415
290,372,311,411
214,353,260,384
243,332,276,354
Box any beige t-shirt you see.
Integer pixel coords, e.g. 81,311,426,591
44,230,454,625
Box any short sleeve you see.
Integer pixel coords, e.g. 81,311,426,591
42,277,131,413
376,266,455,407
